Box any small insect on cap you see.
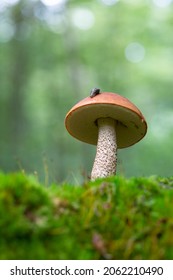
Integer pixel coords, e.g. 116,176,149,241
90,88,100,97
65,92,147,148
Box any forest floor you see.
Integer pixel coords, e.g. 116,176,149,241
0,172,173,260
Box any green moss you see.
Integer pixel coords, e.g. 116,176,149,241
0,172,173,259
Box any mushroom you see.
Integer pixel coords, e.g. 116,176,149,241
65,92,147,180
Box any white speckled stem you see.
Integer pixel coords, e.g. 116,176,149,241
91,118,117,180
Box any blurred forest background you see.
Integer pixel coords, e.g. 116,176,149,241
0,0,173,184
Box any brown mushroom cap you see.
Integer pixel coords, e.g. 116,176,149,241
65,92,147,148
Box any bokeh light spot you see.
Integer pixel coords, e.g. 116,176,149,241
71,8,95,30
0,0,20,11
153,0,172,8
40,0,66,7
0,20,15,43
100,0,119,6
125,42,145,63
151,111,173,140
4,0,20,5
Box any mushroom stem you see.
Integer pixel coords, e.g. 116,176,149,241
91,117,117,180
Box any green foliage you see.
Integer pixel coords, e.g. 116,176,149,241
0,172,173,260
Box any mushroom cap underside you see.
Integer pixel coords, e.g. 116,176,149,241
65,92,147,148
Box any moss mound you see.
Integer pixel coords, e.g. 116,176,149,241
0,172,173,259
